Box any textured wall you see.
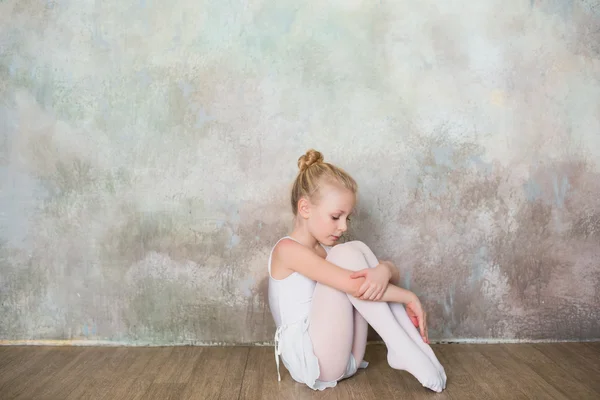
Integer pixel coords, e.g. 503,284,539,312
1,0,599,345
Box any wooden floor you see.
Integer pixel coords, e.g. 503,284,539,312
0,343,599,399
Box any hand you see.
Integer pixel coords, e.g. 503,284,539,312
349,263,392,301
406,306,420,328
406,297,429,344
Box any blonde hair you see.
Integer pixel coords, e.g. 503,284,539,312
291,149,358,216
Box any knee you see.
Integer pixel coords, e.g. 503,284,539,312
328,241,370,259
339,241,378,268
326,242,365,272
344,240,370,253
327,242,361,260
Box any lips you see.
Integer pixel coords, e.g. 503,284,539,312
332,236,340,241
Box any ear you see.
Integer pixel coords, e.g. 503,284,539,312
297,197,311,219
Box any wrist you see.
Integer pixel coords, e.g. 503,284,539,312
406,291,418,304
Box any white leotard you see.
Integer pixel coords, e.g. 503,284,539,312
268,236,324,328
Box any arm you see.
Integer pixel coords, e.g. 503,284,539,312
379,282,417,304
271,239,365,296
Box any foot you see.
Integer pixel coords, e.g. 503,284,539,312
387,347,445,392
416,340,447,387
390,304,447,386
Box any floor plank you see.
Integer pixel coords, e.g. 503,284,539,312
504,344,598,399
449,344,528,400
154,346,202,384
181,346,249,400
0,347,52,394
239,347,280,400
436,344,498,400
64,347,136,400
533,343,600,396
560,343,600,375
143,383,186,400
14,347,88,400
335,365,375,400
481,344,570,400
1,347,59,399
102,347,164,400
0,343,598,399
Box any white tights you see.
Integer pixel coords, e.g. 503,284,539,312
308,241,447,392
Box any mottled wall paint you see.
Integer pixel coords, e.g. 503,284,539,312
1,0,599,344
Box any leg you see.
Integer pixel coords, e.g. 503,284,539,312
327,242,445,392
351,308,368,367
309,281,355,382
309,284,369,382
349,242,447,382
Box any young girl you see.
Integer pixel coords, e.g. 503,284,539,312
268,149,447,392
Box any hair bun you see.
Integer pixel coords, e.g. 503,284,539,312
298,149,324,172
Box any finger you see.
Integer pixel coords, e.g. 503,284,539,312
369,287,377,300
369,289,379,300
359,288,370,300
410,315,419,327
418,313,426,338
367,286,379,300
358,282,370,296
363,287,376,300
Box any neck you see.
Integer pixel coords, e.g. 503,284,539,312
290,218,319,249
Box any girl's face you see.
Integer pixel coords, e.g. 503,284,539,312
308,184,356,246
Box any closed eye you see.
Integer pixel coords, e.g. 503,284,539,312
332,216,351,222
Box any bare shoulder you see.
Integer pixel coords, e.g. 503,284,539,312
271,238,305,279
273,238,328,261
273,237,302,253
